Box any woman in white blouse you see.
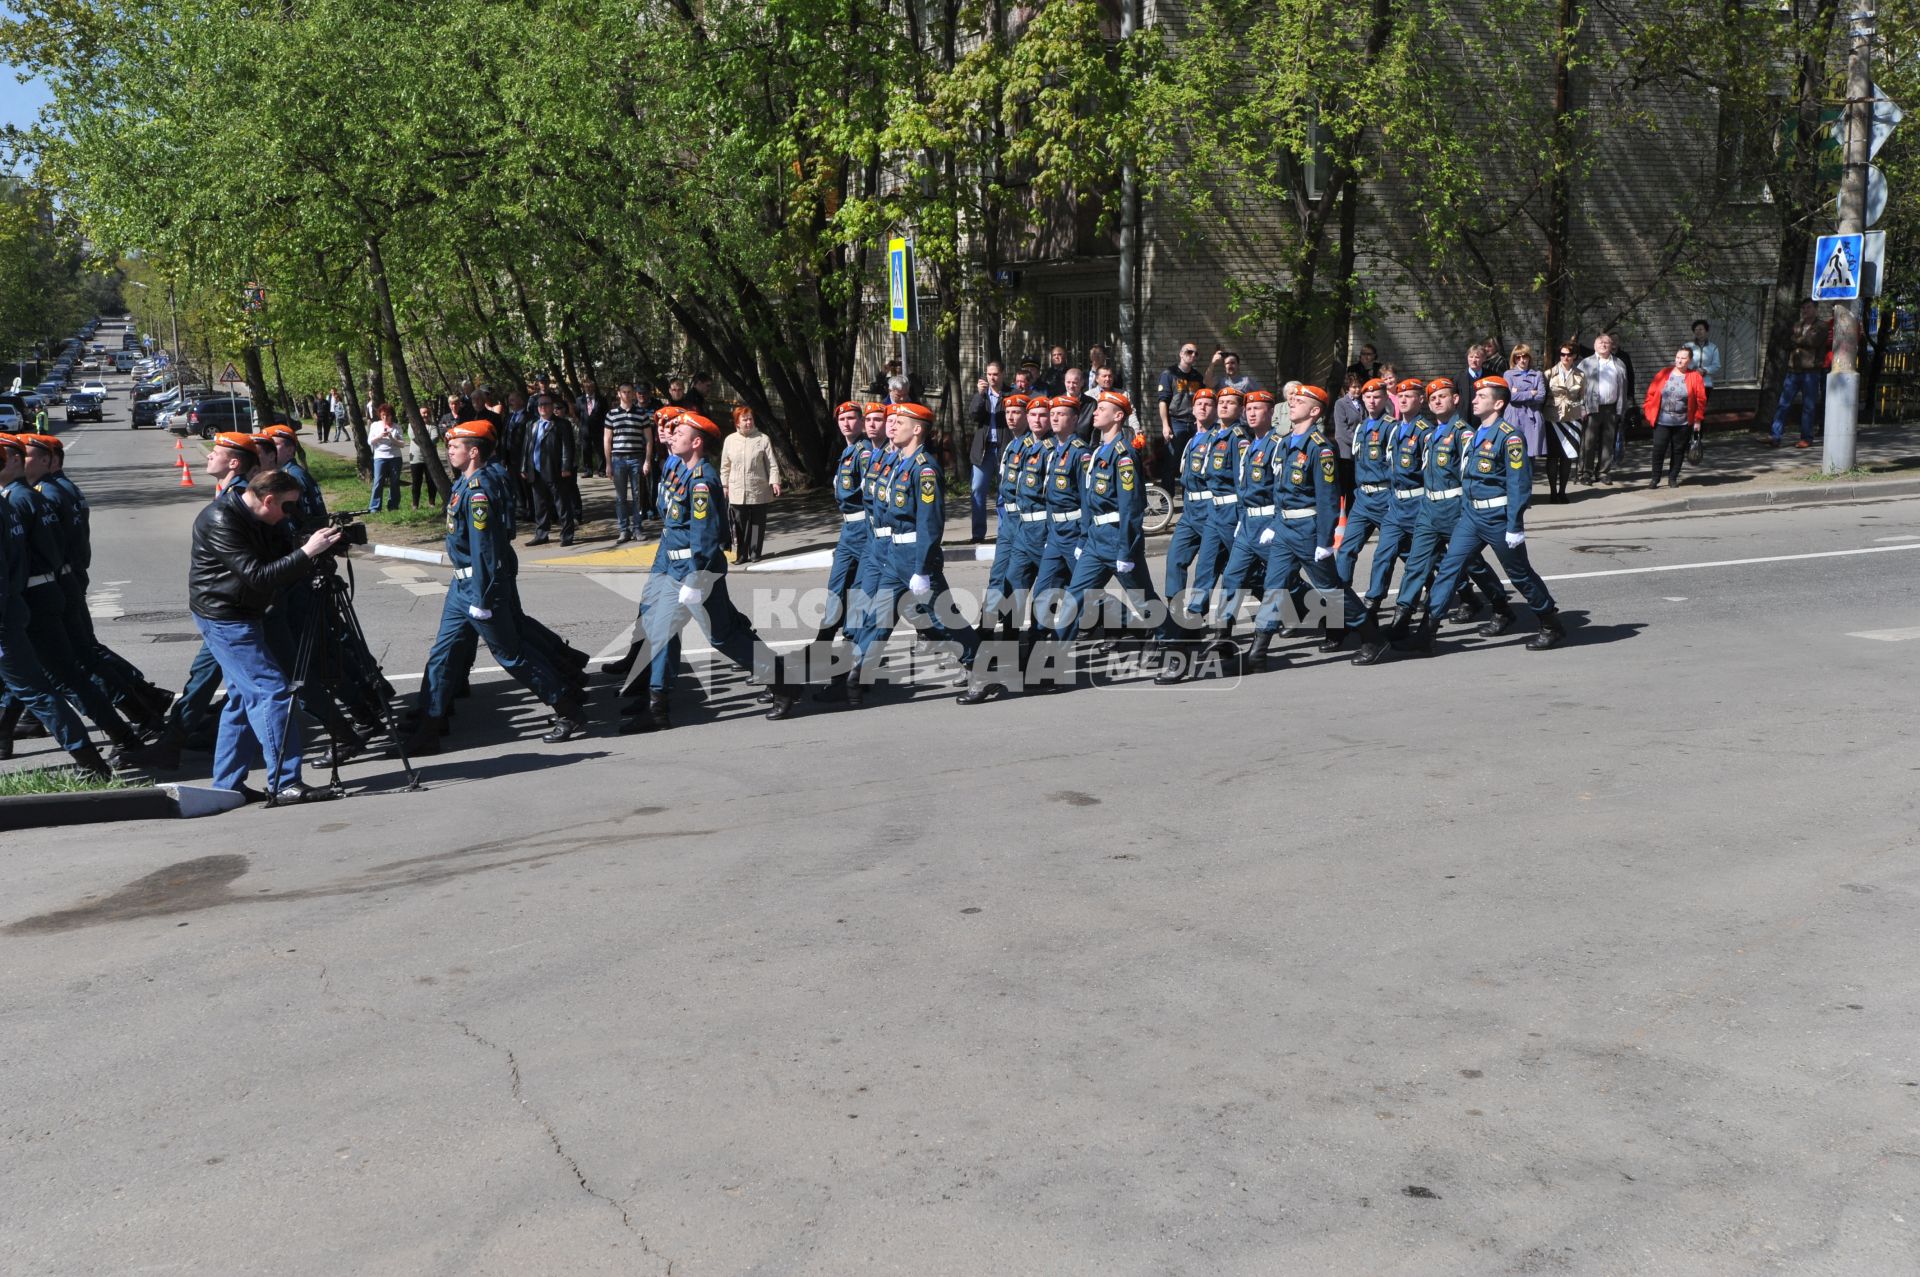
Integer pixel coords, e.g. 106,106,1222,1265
719,406,782,562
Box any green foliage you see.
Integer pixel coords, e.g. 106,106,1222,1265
0,765,135,796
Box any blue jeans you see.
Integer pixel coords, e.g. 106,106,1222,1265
370,456,401,510
194,614,301,792
1772,371,1822,442
969,466,994,540
609,456,644,535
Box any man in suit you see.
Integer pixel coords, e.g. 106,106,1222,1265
965,360,1007,543
502,389,534,521
575,377,608,477
521,394,576,546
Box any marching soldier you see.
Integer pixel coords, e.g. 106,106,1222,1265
1159,386,1217,637
405,420,587,753
1416,377,1566,652
1054,392,1161,651
1352,378,1436,664
1252,385,1363,662
816,401,876,646
1178,384,1247,638
1334,378,1391,595
618,412,799,730
957,391,1056,704
1026,390,1094,655
1385,378,1514,657
0,433,144,761
837,403,974,707
0,437,116,775
1162,388,1277,680
977,394,1034,640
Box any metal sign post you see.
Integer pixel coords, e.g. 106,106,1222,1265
888,236,917,385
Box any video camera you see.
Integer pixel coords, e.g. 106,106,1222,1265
326,508,372,548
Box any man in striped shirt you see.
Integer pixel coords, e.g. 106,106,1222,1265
603,383,656,543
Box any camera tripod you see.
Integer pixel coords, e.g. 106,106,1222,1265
272,555,423,804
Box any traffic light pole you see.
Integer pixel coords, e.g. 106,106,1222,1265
1825,2,1874,474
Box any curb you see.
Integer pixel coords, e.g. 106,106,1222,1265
370,544,446,565
0,783,246,832
1534,477,1920,529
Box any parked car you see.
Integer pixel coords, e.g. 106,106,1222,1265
176,396,255,439
0,405,21,432
80,379,107,399
35,380,64,404
131,397,168,429
19,394,43,417
66,391,103,423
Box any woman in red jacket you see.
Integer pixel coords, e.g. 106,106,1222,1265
1642,347,1707,489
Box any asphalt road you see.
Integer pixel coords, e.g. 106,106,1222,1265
3,361,1919,1273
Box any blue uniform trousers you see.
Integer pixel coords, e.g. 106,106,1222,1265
1257,520,1364,633
0,595,91,751
1334,490,1389,591
421,588,569,717
1182,508,1239,620
168,641,224,742
644,570,769,692
820,519,870,637
1159,506,1210,635
194,614,302,792
1427,509,1556,619
24,583,128,739
852,547,971,666
1210,519,1273,632
1055,548,1162,642
1028,537,1082,636
1397,503,1511,611
1363,501,1423,603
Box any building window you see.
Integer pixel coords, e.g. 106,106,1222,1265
1705,285,1768,388
1713,89,1779,205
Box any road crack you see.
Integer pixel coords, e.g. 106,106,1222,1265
454,1020,672,1271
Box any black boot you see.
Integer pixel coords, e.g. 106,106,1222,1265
765,676,801,720
1447,583,1481,624
1404,615,1439,657
0,699,21,760
1245,631,1274,672
67,742,112,781
1383,604,1417,649
1527,609,1567,651
542,695,588,743
1351,607,1394,666
1478,599,1517,637
399,714,447,756
1317,625,1349,653
812,672,850,703
618,691,672,733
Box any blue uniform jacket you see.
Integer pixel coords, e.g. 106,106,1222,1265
1460,418,1531,534
656,456,729,581
1387,417,1431,493
1,488,29,599
1205,424,1246,502
284,459,327,525
1351,416,1395,488
1273,429,1341,547
881,447,945,577
832,438,875,513
1081,435,1143,560
444,470,515,609
3,481,65,581
1419,417,1476,523
1179,426,1215,496
1042,436,1090,543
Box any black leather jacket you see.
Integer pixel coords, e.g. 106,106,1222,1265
188,489,314,621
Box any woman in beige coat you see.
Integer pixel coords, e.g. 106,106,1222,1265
720,406,783,562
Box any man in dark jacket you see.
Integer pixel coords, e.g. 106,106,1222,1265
575,377,608,476
502,390,534,520
522,394,576,545
189,468,342,802
964,360,1008,542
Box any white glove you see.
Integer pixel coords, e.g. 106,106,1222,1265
909,573,931,596
1314,546,1333,561
467,605,493,620
677,582,703,605
1257,527,1274,545
1116,560,1134,573
1073,547,1082,560
1505,531,1526,548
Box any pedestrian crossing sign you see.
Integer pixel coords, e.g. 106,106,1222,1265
1812,233,1862,302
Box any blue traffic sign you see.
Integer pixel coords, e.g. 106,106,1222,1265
1812,233,1863,302
887,237,917,333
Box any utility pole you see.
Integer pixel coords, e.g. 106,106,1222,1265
1825,1,1874,474
1116,0,1142,402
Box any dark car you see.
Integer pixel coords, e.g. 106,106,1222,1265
177,396,255,439
66,392,103,423
131,397,168,429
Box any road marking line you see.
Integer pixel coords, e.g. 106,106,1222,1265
1873,535,1920,543
1847,626,1920,642
1538,542,1920,582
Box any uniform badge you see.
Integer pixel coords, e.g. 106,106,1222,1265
1094,479,1109,495
1508,439,1525,470
692,489,709,519
920,472,936,503
1119,461,1135,491
1055,473,1067,489
470,493,489,531
1321,455,1336,482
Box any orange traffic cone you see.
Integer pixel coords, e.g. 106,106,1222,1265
175,452,185,468
173,436,183,451
178,465,195,487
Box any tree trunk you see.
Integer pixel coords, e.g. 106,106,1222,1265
240,346,273,419
1331,164,1360,374
1543,0,1576,347
365,234,452,500
334,348,373,478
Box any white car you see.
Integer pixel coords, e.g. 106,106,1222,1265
81,379,108,398
0,406,21,431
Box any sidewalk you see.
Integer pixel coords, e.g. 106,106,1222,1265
327,419,1920,572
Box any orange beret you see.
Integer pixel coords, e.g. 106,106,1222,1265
447,419,495,442
23,433,62,452
1361,378,1385,393
1097,390,1133,415
1215,385,1243,401
680,412,721,438
214,432,259,455
1425,377,1457,395
892,402,935,423
1474,375,1512,396
1292,384,1330,407
1191,387,1216,401
862,402,888,416
1394,377,1426,394
261,424,297,440
1002,394,1029,412
251,432,277,450
835,401,861,418
1024,396,1052,413
1050,395,1079,410
0,433,24,452
1243,389,1276,404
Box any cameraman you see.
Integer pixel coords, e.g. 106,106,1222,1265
189,467,344,804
